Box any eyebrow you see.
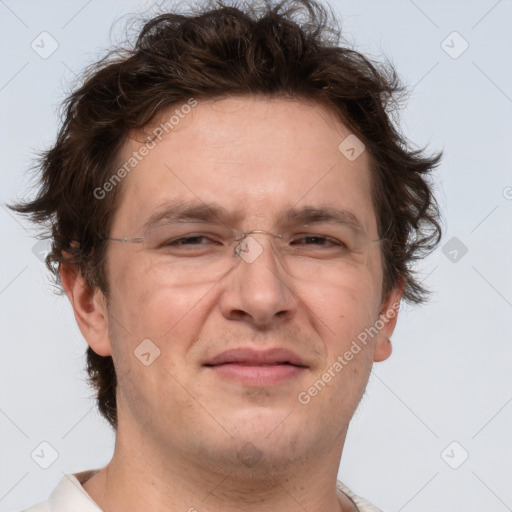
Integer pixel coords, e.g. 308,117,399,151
143,200,231,230
280,206,365,232
143,200,365,233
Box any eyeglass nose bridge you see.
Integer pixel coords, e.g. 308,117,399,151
235,229,283,241
233,229,285,261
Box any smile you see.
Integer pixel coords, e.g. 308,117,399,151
203,347,309,385
206,362,306,385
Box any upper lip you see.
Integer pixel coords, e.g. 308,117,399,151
204,348,307,367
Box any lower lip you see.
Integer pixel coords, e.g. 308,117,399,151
207,363,306,385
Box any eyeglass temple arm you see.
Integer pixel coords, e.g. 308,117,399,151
104,236,144,243
103,230,282,244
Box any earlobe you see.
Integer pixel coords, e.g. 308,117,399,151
374,337,392,362
60,263,112,357
373,282,404,363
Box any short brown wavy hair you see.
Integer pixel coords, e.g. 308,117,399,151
9,0,442,431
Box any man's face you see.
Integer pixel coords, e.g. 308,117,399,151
101,96,399,475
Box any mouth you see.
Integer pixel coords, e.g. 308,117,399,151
203,348,308,386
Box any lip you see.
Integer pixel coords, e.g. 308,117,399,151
204,348,308,386
204,348,306,367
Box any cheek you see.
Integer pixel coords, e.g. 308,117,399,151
303,265,381,381
308,265,381,332
106,256,219,381
106,252,195,334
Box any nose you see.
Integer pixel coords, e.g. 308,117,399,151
218,233,298,328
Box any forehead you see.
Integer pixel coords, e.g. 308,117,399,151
111,96,376,235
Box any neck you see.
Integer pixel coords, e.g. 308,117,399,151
82,422,356,512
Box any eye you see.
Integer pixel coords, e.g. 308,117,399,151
290,235,347,248
144,223,231,252
165,235,216,246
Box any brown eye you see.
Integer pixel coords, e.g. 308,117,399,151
290,235,347,248
165,235,214,246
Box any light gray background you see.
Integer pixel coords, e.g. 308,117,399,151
1,0,511,511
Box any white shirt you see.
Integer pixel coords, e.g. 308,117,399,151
21,469,385,512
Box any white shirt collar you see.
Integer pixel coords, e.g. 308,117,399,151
47,470,102,511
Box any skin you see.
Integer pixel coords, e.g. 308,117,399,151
61,96,402,512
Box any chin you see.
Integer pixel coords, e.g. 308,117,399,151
208,438,311,480
224,405,298,437
232,416,313,457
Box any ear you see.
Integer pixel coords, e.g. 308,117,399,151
60,263,112,357
373,281,405,363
